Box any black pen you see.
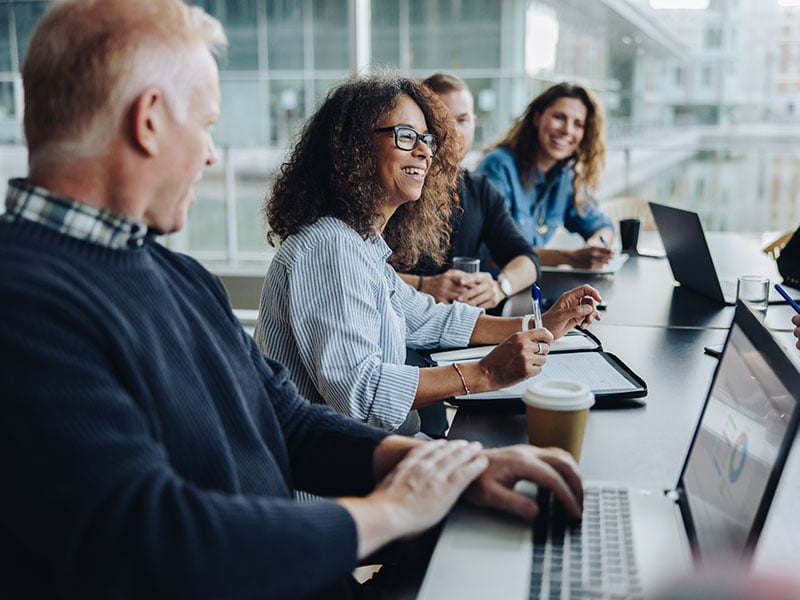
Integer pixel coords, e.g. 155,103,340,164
774,283,800,314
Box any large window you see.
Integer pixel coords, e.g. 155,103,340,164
371,0,401,65
3,0,797,268
0,80,16,142
267,1,305,69
0,0,674,156
0,7,11,72
407,0,502,70
217,80,269,146
12,2,48,64
268,79,307,146
313,0,350,70
705,25,723,48
198,0,260,69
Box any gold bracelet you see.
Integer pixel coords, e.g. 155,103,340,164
416,275,424,291
452,362,471,395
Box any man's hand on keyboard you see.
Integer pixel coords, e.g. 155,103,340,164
461,445,584,521
340,439,491,558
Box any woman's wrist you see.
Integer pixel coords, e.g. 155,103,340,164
452,363,471,395
560,248,580,267
462,360,491,394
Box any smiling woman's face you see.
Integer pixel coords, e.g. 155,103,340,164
533,96,588,172
372,94,434,218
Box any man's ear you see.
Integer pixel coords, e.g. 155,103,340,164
130,88,164,157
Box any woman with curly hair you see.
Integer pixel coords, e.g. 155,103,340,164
255,73,602,436
477,82,615,270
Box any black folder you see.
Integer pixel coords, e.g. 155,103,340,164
430,328,647,410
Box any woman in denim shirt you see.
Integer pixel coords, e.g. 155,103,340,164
477,83,615,270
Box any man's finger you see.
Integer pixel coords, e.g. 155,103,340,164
479,480,540,520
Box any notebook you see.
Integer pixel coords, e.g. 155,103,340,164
417,301,800,599
430,329,647,405
649,202,787,305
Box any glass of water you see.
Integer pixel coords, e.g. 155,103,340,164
452,256,480,273
736,275,769,317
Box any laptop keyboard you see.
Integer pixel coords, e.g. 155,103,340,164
530,486,643,600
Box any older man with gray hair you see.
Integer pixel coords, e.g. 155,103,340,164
0,1,583,598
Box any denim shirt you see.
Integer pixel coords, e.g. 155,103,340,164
477,147,612,247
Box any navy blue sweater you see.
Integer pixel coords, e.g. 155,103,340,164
0,219,389,598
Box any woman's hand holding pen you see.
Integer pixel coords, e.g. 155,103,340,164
538,247,612,270
462,283,601,392
475,328,554,390
568,245,614,270
561,231,615,270
541,284,603,338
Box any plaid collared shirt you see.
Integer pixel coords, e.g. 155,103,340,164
2,178,148,249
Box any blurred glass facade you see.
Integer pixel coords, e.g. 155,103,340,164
1,0,799,268
183,0,686,150
2,0,682,151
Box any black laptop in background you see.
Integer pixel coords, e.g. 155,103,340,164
648,202,790,304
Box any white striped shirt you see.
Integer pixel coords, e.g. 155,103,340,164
255,216,482,431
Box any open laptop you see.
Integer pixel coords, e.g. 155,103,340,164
649,202,788,305
418,301,800,600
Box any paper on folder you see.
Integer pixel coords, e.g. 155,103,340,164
445,352,639,400
430,329,645,402
429,330,599,364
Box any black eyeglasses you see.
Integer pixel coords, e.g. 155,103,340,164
373,125,439,157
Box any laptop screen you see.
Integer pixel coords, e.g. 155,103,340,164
680,303,800,560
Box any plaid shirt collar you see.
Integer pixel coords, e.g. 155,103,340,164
2,178,148,249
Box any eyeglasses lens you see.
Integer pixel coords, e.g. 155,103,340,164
395,127,417,150
392,126,438,156
420,134,438,156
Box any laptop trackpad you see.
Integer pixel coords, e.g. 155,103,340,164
417,504,532,600
629,489,693,596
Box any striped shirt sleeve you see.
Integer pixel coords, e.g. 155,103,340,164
282,231,419,430
261,218,483,431
388,264,482,350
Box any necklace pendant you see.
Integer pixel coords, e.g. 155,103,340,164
537,224,549,235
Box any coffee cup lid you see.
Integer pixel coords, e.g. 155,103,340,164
523,379,595,411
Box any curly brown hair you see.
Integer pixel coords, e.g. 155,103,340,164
265,72,460,271
487,82,605,212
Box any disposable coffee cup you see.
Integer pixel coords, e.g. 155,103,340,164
619,218,642,254
522,380,595,461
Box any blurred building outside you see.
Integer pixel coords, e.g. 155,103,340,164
1,0,799,279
